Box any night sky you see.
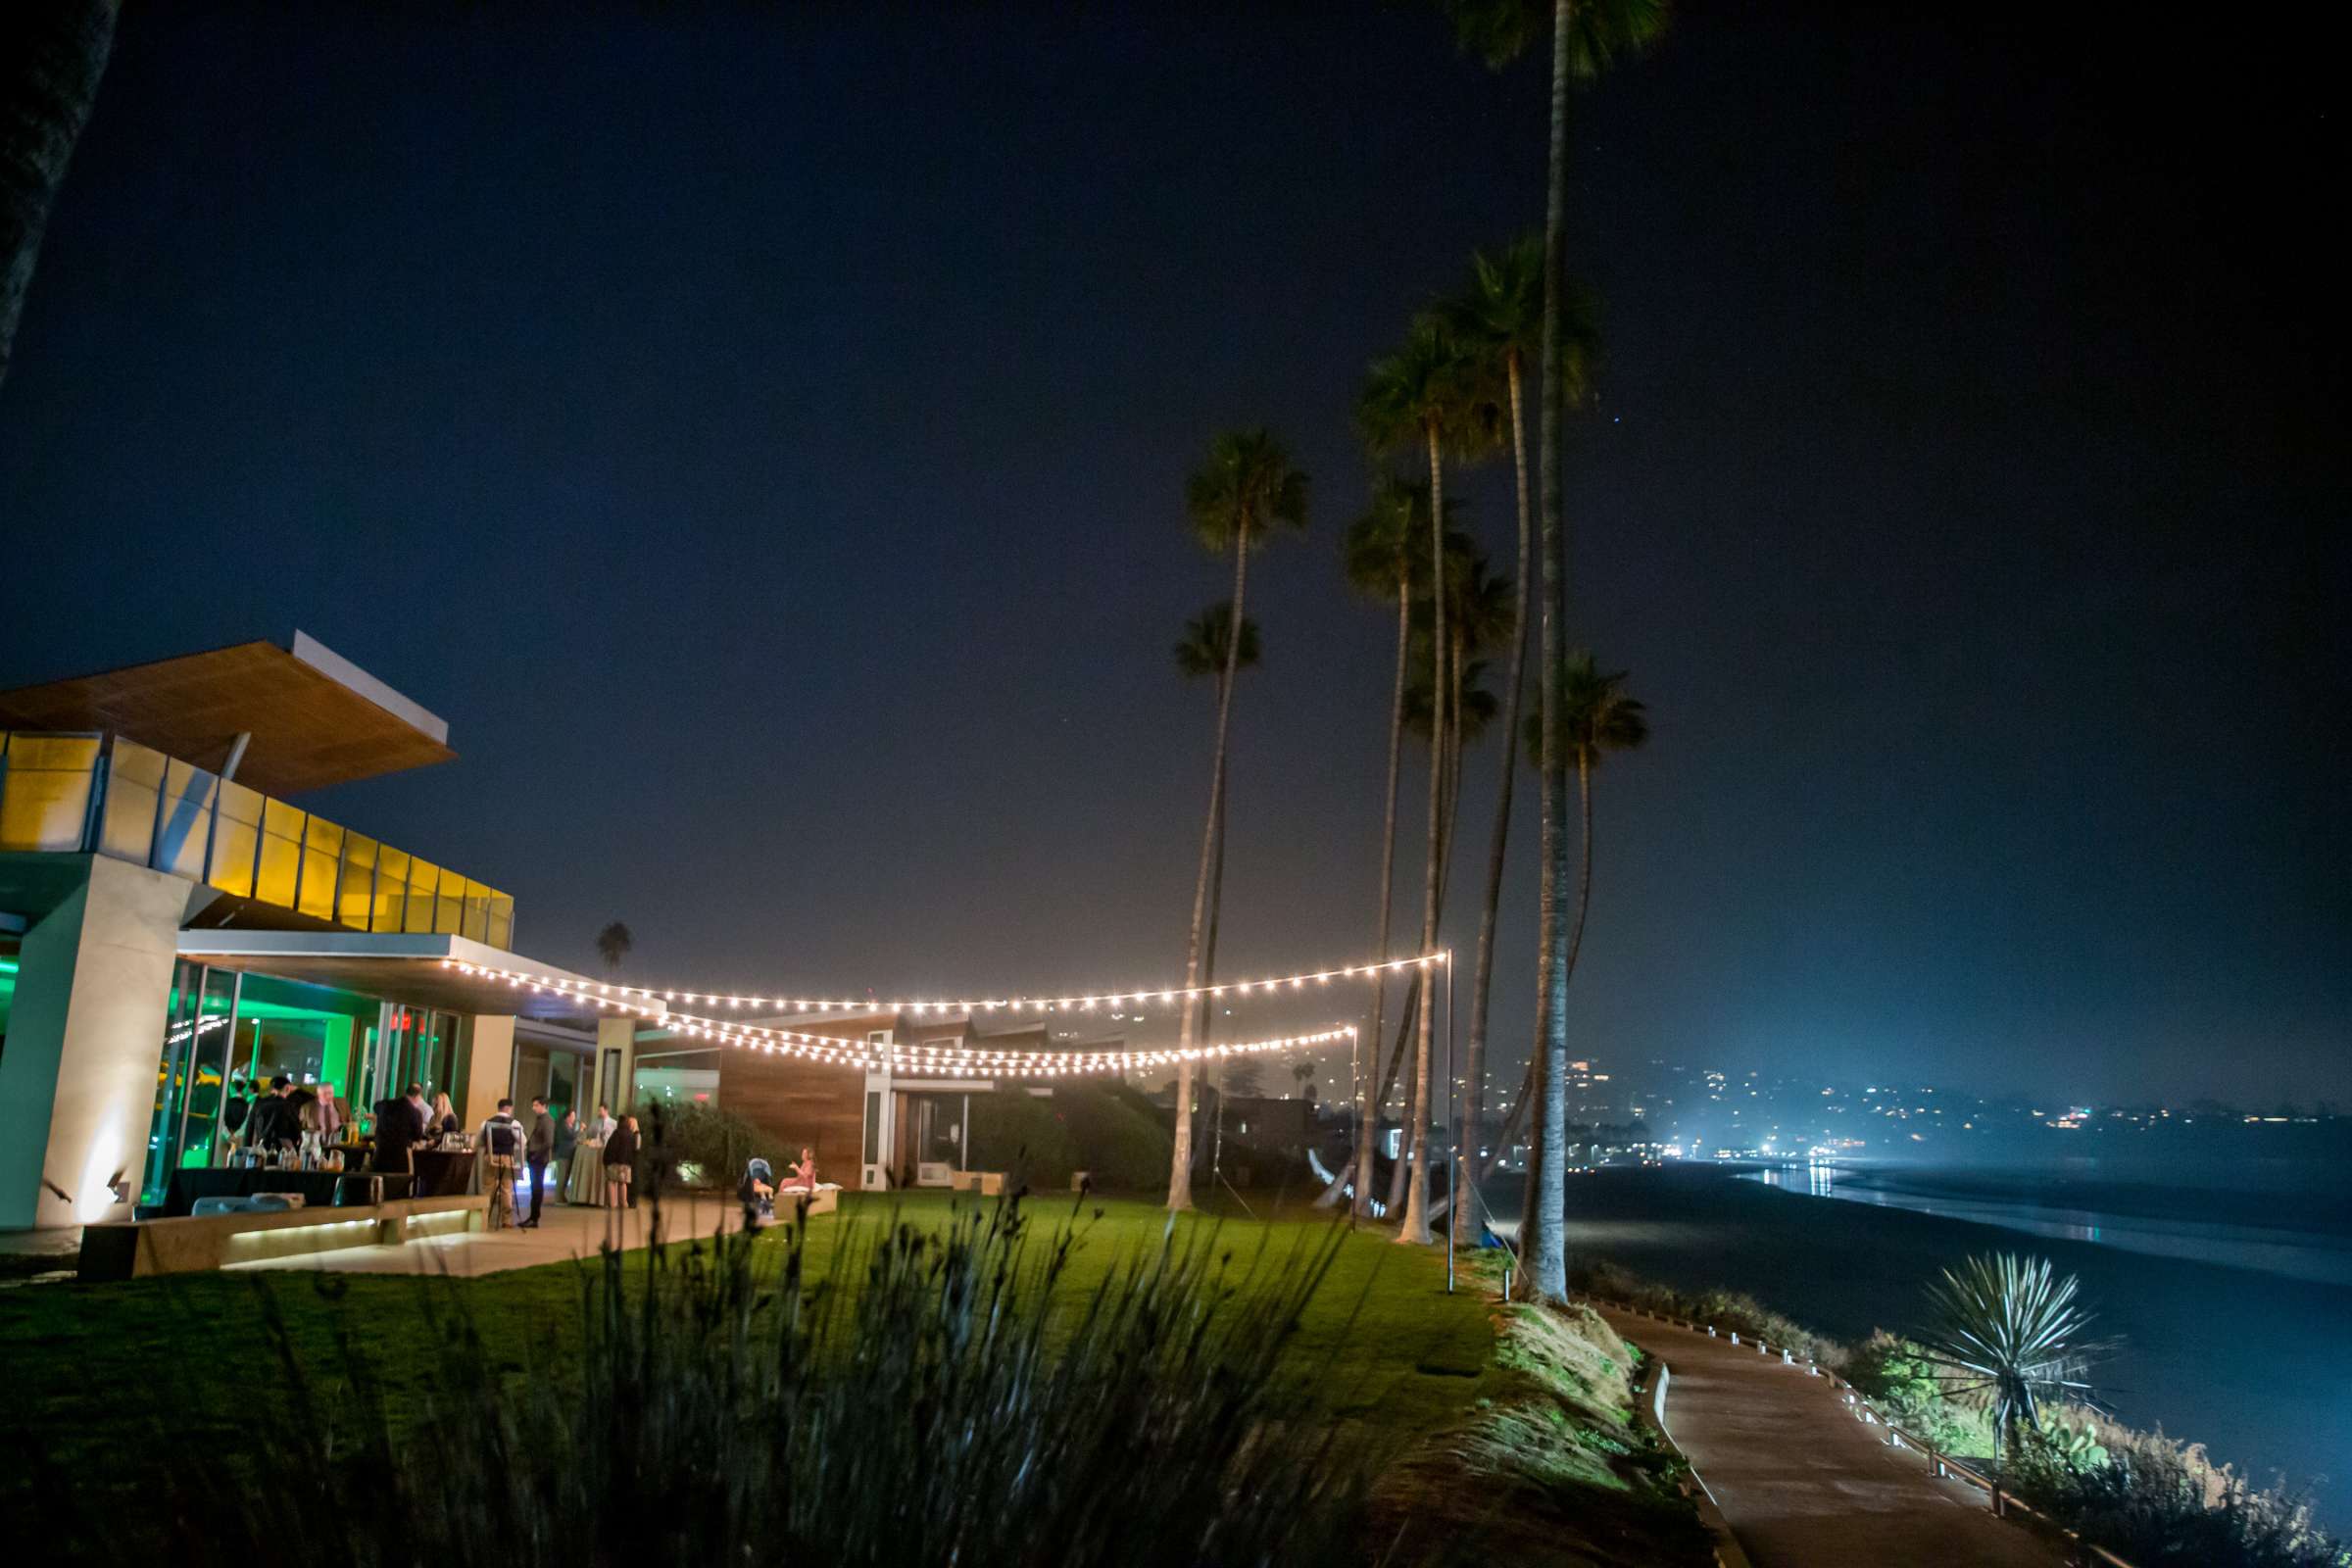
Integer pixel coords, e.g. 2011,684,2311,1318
3,2,2343,1105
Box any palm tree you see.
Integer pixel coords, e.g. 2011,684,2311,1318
1,2,122,398
1334,482,1467,1217
1491,654,1646,1164
1442,0,1669,1301
1165,429,1308,1211
1443,236,1598,1246
1921,1253,2103,1495
1177,601,1262,1189
1330,477,1421,1215
595,920,634,976
1358,322,1491,1244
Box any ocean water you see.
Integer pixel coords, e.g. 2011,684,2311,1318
1485,1159,2352,1524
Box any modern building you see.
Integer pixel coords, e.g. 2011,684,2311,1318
703,1006,1074,1190
0,633,652,1231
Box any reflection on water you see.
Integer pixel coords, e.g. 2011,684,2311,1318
1746,1162,2352,1286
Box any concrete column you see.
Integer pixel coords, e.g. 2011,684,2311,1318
596,1014,638,1114
459,1015,516,1128
0,856,189,1229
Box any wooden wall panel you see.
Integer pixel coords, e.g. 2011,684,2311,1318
720,1054,868,1192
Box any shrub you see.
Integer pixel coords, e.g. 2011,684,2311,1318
1567,1258,1846,1370
638,1100,780,1190
2009,1422,2344,1568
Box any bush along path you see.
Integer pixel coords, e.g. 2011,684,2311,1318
1372,1272,1718,1568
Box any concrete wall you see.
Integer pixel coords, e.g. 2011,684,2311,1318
0,856,189,1229
459,1014,516,1128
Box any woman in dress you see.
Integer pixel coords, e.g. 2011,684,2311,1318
567,1102,612,1205
603,1114,639,1210
428,1091,460,1140
784,1146,817,1192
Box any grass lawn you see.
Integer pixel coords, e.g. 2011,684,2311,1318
0,1192,1493,1491
1,1189,1706,1564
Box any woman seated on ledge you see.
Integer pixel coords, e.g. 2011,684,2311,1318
783,1147,817,1192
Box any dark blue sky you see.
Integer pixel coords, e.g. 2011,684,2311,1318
3,2,2343,1103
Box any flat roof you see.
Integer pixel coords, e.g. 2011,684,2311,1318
172,931,657,1024
0,632,455,795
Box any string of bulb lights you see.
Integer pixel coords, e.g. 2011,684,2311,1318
439,952,1419,1077
438,950,1447,1018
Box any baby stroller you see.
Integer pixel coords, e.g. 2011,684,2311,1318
740,1157,777,1229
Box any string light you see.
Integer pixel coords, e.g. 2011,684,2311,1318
436,951,1447,1019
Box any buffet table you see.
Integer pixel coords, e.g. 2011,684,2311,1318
164,1168,411,1218
410,1149,478,1199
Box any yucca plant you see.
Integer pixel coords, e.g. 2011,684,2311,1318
1920,1252,2104,1484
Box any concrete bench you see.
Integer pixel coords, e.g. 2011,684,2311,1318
77,1195,485,1280
949,1170,1005,1197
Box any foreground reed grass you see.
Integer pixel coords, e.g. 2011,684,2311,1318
32,1193,1390,1565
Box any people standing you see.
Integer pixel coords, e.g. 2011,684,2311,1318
220,1078,251,1163
244,1076,298,1156
553,1109,578,1205
428,1091,459,1140
372,1084,427,1175
521,1096,555,1229
603,1113,639,1210
478,1098,526,1231
568,1102,613,1206
315,1084,343,1145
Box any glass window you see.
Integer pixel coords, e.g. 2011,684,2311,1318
207,781,263,897
372,847,410,932
338,835,378,930
254,798,306,907
0,732,101,853
433,866,465,935
404,858,439,934
152,758,218,880
296,815,342,921
97,739,165,865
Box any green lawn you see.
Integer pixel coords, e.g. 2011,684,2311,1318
0,1191,1495,1497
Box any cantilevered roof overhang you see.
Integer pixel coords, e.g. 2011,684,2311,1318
0,631,455,796
172,931,662,1025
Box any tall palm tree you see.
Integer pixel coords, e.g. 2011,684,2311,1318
1358,323,1490,1244
595,920,634,976
1443,237,1598,1244
1491,653,1645,1164
1442,0,1669,1301
1176,602,1262,1181
1165,430,1308,1211
0,2,121,398
1922,1253,2103,1493
1333,477,1422,1214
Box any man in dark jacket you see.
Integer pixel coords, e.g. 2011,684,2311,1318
371,1087,425,1173
521,1096,556,1229
244,1076,298,1154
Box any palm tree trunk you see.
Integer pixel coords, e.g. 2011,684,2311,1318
1341,564,1412,1216
1166,520,1252,1209
1202,746,1229,1184
1398,424,1447,1245
1521,0,1576,1301
0,0,121,397
1461,355,1534,1239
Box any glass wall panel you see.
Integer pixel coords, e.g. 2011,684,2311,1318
373,847,411,932
486,894,514,951
433,866,464,935
254,797,306,907
296,815,342,921
207,781,262,897
459,878,488,943
153,758,218,880
0,732,100,852
403,858,439,934
338,835,378,930
97,739,165,865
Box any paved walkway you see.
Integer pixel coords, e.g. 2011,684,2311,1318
225,1194,745,1277
1596,1306,2064,1568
